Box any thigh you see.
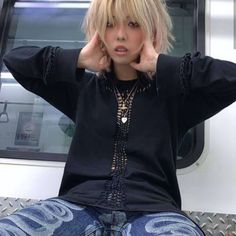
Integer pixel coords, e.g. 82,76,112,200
0,198,103,236
122,212,205,236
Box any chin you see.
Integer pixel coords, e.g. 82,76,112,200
112,55,139,65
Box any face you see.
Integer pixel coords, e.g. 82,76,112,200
103,16,145,65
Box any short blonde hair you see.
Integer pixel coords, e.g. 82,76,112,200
83,0,174,53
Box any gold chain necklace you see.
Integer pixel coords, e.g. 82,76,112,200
113,80,139,124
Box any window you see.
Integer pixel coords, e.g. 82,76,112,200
0,0,205,168
0,1,88,161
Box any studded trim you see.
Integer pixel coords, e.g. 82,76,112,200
43,46,59,84
97,72,152,208
102,71,152,94
99,86,137,208
180,53,192,95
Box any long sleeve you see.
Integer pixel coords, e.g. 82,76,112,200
3,46,90,122
156,52,236,134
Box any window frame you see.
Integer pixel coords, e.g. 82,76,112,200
0,0,205,168
176,0,205,169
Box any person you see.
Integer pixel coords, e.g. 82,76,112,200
2,0,236,235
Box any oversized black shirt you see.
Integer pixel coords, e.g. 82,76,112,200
3,47,236,215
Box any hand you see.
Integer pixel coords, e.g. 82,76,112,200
130,39,159,73
78,32,111,72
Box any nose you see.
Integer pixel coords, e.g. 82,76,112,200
116,24,127,41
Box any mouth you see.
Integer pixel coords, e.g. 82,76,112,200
114,46,128,56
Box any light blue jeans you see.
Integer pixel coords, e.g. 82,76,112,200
0,198,205,235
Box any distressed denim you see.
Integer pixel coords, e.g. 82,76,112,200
0,198,205,235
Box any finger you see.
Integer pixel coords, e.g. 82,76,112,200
142,37,156,54
99,55,109,66
105,59,112,72
91,32,107,54
99,55,111,70
98,39,107,53
147,42,156,53
89,31,100,47
99,55,106,65
96,32,106,51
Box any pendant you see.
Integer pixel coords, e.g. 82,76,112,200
122,117,127,123
121,103,127,110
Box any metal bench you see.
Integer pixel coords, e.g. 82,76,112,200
0,197,235,235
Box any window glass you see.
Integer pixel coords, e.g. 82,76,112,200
168,2,194,56
1,3,88,159
0,0,204,164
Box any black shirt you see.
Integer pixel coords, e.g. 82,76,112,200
3,47,236,215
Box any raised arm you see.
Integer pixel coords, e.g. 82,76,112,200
3,46,88,122
3,33,111,122
156,52,236,134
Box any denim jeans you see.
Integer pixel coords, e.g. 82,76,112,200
0,198,205,236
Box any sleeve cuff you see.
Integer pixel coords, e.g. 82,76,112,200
156,54,182,96
51,48,82,83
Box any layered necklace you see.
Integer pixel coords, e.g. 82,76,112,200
113,79,139,124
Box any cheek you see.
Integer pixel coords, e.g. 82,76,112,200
132,38,144,52
131,33,145,49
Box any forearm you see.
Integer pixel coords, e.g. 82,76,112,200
3,46,84,121
156,52,236,97
3,46,81,86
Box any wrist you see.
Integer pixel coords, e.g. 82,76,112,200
77,49,86,69
152,53,159,73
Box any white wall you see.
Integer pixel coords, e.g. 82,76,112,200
0,85,66,199
0,159,64,199
178,0,236,214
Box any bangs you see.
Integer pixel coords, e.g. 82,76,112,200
83,0,174,53
84,0,143,41
106,0,140,25
99,0,158,41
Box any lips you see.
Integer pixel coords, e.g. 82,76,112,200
114,46,128,56
115,46,128,52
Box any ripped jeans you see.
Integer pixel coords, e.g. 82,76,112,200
0,198,205,236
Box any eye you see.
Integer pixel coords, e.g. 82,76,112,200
106,22,114,28
128,21,140,28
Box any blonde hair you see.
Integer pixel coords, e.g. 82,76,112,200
83,0,174,53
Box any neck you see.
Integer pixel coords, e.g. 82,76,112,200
113,63,138,81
